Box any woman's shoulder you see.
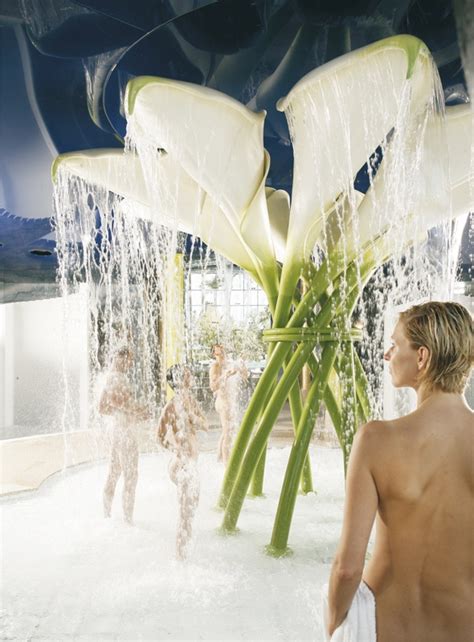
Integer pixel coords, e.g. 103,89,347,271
356,419,394,440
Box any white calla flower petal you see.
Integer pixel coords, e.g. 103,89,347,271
352,103,473,254
278,35,435,263
126,77,278,284
53,148,279,278
52,148,150,206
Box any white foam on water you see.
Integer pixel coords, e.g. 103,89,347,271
1,445,349,641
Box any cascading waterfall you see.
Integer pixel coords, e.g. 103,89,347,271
51,35,469,556
285,49,455,422
52,136,261,454
124,101,265,415
53,168,175,451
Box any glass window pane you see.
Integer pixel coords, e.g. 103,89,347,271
191,305,202,319
204,292,216,305
215,306,225,321
246,291,258,306
231,307,244,323
232,273,243,289
191,291,201,306
216,291,226,306
231,291,243,306
204,273,220,288
190,273,202,289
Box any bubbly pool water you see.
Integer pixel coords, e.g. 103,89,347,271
1,445,352,642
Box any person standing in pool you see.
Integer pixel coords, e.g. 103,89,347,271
99,346,150,525
325,301,473,642
157,365,208,560
209,344,248,464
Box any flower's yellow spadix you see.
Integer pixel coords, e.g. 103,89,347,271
265,187,290,264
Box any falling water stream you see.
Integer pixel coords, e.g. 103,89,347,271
284,48,462,420
51,40,467,543
2,33,470,642
53,45,467,474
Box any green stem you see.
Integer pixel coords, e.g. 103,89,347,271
218,338,292,509
308,353,344,443
266,276,370,554
268,260,385,555
321,346,371,446
311,340,371,470
218,259,331,509
248,260,285,497
221,271,363,531
338,341,357,476
251,351,314,496
323,377,343,441
249,340,275,498
354,350,372,422
288,369,314,494
250,447,267,496
315,360,357,453
267,343,338,556
219,248,378,513
221,339,315,531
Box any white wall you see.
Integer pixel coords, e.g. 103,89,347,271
0,290,89,438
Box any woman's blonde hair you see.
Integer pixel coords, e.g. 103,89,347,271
399,301,473,394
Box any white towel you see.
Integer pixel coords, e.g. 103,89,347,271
321,581,377,642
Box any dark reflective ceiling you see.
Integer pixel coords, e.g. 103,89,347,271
0,0,471,301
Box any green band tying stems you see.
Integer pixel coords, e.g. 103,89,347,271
262,328,363,343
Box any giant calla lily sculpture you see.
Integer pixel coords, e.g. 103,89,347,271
53,34,472,555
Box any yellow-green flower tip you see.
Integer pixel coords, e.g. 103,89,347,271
126,76,159,116
365,34,429,79
126,75,267,125
277,34,430,113
51,156,63,182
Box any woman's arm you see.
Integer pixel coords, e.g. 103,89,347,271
157,402,177,447
209,362,221,393
237,359,249,381
327,421,380,636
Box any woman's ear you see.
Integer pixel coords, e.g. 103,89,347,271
417,346,430,371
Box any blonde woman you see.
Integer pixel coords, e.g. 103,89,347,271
325,301,473,642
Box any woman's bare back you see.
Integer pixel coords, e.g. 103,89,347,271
363,398,474,642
